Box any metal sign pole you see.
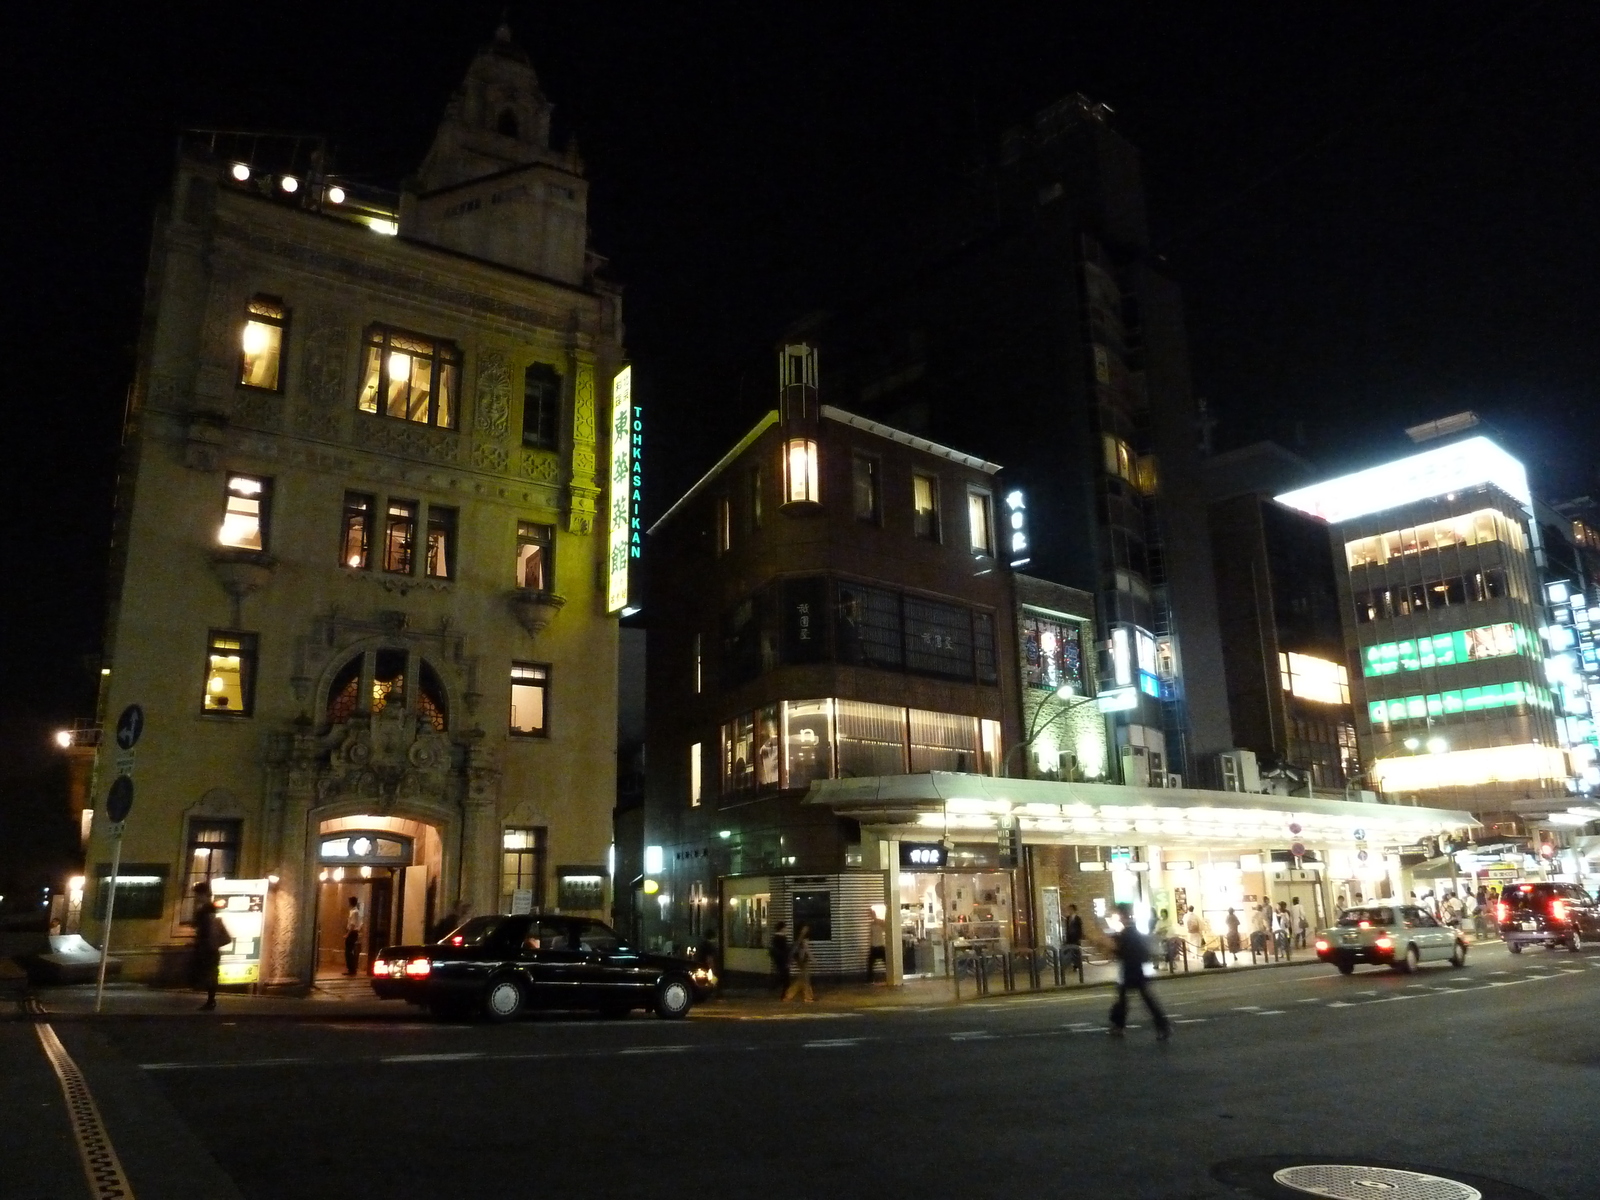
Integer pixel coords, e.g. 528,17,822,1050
93,827,122,1014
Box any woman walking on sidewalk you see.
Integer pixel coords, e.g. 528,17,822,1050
782,925,815,1003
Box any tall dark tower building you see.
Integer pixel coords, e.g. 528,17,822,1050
804,95,1231,785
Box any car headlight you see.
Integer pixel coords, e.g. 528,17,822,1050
691,967,716,985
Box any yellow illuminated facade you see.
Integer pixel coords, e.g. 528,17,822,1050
1371,743,1570,793
1278,651,1349,705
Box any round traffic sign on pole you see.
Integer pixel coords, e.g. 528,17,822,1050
115,704,145,751
106,775,134,824
1291,841,1306,858
1357,849,1369,863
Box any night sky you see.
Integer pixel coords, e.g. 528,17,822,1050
3,3,1597,879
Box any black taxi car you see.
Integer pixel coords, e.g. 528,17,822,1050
371,914,713,1021
1497,882,1600,953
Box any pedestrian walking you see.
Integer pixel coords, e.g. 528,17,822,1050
1291,897,1309,949
782,925,815,1002
189,882,229,1011
1273,902,1292,959
1107,903,1171,1039
866,907,888,983
1225,907,1241,961
343,896,364,975
1154,908,1178,970
1249,904,1269,959
1063,903,1084,973
769,920,792,994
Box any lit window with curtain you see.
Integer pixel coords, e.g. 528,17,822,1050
784,438,819,504
501,827,547,913
511,663,549,736
967,490,993,555
202,631,257,716
516,522,554,591
384,501,417,574
357,326,460,429
912,473,940,540
342,492,374,568
182,819,241,920
238,297,286,390
218,475,270,550
425,506,456,579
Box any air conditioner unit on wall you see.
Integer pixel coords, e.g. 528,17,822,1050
1164,774,1182,789
1120,744,1150,788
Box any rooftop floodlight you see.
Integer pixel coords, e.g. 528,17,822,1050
230,162,251,182
326,185,346,204
279,174,299,194
54,730,72,748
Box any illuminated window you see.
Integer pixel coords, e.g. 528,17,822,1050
371,649,407,714
383,501,417,574
516,522,553,591
357,326,459,429
1103,434,1136,484
1366,682,1552,730
182,819,241,921
522,363,561,448
1372,742,1568,792
912,473,940,540
342,492,373,568
784,438,819,505
202,631,256,716
218,474,270,550
511,663,549,736
239,297,286,390
1353,568,1509,622
690,742,702,806
501,827,547,913
1021,612,1085,693
1344,508,1519,569
1135,454,1159,497
1361,623,1527,677
1277,651,1350,705
425,506,456,579
693,632,702,694
853,456,880,522
968,490,994,555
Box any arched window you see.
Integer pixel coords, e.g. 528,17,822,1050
496,109,519,138
324,650,448,731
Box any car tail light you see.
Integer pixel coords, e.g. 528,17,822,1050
1552,899,1569,922
404,957,432,977
1375,935,1394,950
371,958,388,976
1314,939,1329,952
1495,901,1508,924
450,935,465,946
1357,920,1371,929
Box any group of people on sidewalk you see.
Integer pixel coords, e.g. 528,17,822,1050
767,921,816,1002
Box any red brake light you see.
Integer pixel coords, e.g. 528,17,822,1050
450,935,464,946
1519,884,1534,891
1495,901,1508,923
1552,899,1569,922
1314,939,1329,952
404,957,432,977
371,958,388,976
1375,935,1394,950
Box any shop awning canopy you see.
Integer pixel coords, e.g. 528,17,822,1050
803,773,1478,850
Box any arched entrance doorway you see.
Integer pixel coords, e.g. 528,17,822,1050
313,814,444,977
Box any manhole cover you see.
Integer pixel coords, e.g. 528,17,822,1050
1273,1165,1482,1200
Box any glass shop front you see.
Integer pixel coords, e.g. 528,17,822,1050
897,842,1013,977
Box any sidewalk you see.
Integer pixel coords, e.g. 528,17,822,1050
10,945,1331,1020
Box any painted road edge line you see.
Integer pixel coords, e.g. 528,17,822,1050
34,1020,137,1200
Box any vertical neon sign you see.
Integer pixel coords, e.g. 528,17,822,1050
607,366,632,613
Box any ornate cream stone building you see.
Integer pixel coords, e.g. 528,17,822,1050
82,27,626,986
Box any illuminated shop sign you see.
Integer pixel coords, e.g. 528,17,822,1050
1004,489,1031,568
1275,435,1531,525
1372,743,1569,792
1362,623,1527,677
607,366,634,613
1367,680,1552,728
211,878,268,986
899,842,948,869
1096,686,1138,713
1279,652,1350,705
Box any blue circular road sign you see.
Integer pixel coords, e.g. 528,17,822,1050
115,704,145,751
106,776,134,824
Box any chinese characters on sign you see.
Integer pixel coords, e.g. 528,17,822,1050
607,366,633,612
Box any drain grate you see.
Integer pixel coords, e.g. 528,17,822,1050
1274,1165,1482,1200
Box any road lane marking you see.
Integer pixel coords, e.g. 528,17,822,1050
381,1052,484,1063
616,1045,691,1055
950,1031,997,1041
1173,1018,1208,1024
1254,1010,1286,1015
803,1038,864,1048
1233,1005,1262,1011
1297,997,1320,1003
141,1057,314,1070
35,1021,137,1200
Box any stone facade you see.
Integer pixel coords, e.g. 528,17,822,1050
82,29,624,986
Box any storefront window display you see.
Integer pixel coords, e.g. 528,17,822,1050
897,845,1012,977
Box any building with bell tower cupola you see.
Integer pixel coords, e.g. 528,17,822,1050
402,22,591,286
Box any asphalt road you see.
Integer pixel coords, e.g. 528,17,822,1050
6,941,1597,1200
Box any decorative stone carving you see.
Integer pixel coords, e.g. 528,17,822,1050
232,390,283,431
302,323,348,407
508,590,566,636
520,450,560,481
353,415,461,465
473,442,509,473
316,713,455,812
565,358,599,535
184,412,228,471
209,547,277,597
474,349,511,438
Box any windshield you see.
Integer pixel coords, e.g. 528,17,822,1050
1336,907,1395,927
436,916,510,946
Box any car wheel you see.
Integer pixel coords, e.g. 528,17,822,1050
483,976,527,1023
1398,945,1420,974
1569,929,1583,952
654,975,693,1020
1450,941,1468,969
1336,962,1355,975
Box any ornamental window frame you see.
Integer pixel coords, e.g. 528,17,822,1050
357,325,461,430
